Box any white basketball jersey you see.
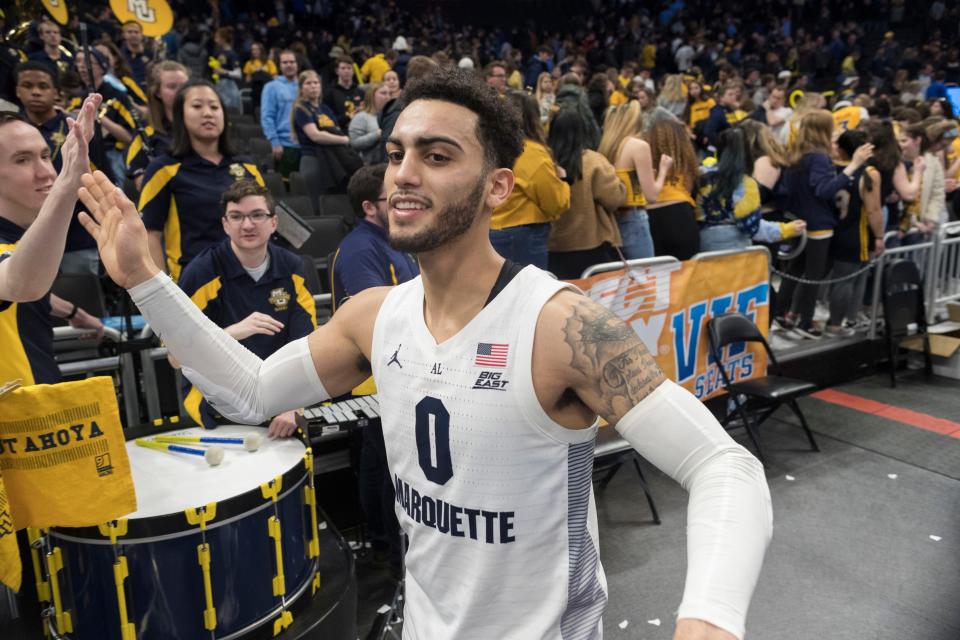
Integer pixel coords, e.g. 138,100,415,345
371,266,607,640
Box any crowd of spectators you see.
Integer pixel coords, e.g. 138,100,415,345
1,0,960,347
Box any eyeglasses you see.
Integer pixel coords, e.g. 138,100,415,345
224,211,275,224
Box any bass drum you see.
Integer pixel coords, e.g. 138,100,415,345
44,425,320,640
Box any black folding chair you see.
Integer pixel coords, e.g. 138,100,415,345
279,195,315,219
300,217,349,272
299,253,322,295
707,312,820,464
317,194,356,226
593,426,660,524
262,171,286,198
248,138,275,172
288,171,309,197
882,259,931,388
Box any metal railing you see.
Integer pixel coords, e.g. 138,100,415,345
864,222,960,338
929,221,960,318
866,232,938,339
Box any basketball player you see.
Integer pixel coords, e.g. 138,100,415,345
78,69,771,640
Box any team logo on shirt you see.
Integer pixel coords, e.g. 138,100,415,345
472,371,509,391
228,163,246,180
316,114,336,129
388,345,402,368
268,287,290,311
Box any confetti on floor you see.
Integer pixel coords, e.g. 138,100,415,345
887,474,898,479
648,618,661,626
785,475,796,481
929,535,942,542
618,620,629,629
377,604,391,614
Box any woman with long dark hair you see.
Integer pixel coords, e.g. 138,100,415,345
826,129,884,337
490,91,570,269
547,109,626,278
139,80,264,279
860,119,923,234
697,128,805,251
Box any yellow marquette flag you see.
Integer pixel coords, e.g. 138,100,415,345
0,473,19,591
0,377,136,530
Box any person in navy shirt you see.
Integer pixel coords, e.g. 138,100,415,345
332,163,418,309
292,69,356,208
177,180,317,437
15,61,115,274
119,20,153,90
332,163,418,576
139,80,264,280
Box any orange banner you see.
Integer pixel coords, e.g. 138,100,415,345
569,250,771,400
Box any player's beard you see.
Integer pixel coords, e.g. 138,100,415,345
388,175,486,254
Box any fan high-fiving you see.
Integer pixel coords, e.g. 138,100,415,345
77,170,160,290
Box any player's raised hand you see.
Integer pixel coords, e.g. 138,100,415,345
77,171,159,289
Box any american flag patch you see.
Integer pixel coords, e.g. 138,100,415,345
475,342,509,367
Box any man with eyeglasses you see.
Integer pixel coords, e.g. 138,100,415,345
175,180,317,437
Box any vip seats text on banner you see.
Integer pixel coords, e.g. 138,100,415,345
569,251,770,401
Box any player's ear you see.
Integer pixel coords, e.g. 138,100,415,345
484,167,514,211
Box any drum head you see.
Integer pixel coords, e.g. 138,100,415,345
125,425,304,519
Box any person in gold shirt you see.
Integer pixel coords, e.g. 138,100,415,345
644,110,701,260
686,80,715,143
490,92,570,269
243,42,277,113
360,49,391,83
598,102,673,259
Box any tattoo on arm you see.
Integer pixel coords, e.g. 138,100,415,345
562,300,665,420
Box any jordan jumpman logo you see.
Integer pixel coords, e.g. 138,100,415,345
388,344,403,368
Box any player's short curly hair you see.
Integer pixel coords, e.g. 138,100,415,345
399,67,524,172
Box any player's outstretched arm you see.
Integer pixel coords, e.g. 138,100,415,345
78,171,377,424
542,290,772,640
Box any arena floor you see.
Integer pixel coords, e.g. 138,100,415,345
357,370,960,640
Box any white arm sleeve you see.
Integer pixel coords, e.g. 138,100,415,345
614,380,772,640
129,272,329,424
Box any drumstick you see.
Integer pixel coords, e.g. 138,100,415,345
153,433,263,452
135,438,225,466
